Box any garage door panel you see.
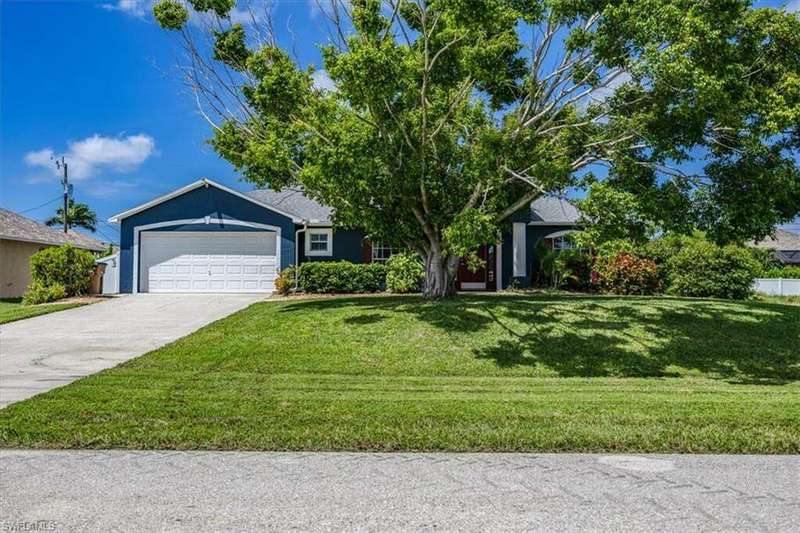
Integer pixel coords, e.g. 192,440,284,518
140,231,277,293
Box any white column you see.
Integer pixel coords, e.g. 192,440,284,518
496,243,503,291
512,223,526,277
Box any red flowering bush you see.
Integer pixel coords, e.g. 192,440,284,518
594,253,662,295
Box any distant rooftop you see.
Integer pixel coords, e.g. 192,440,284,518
749,229,800,251
0,208,106,251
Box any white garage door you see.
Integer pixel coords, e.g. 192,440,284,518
140,231,277,293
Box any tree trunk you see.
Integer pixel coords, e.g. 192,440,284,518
422,250,460,299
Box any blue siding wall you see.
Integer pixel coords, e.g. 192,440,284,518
118,185,296,293
299,229,366,264
500,225,577,289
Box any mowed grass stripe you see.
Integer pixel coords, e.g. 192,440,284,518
0,294,797,452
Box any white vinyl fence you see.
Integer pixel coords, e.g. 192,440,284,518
753,278,800,297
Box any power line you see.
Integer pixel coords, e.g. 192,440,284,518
95,227,118,245
99,219,120,232
16,196,62,214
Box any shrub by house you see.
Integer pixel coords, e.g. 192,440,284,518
24,245,95,304
297,261,386,293
666,240,761,300
385,253,424,293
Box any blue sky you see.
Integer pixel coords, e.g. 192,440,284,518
1,0,798,244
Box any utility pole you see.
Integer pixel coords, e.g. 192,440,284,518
55,157,69,233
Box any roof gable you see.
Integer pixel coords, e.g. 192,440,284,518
0,208,105,251
528,197,581,224
108,179,302,223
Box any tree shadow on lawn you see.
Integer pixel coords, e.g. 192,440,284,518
279,295,800,384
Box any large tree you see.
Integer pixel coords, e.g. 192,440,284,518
154,0,800,298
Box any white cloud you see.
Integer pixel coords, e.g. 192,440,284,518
24,134,156,182
102,0,272,27
312,69,337,92
85,179,140,199
228,3,272,25
587,71,633,104
24,148,56,168
785,1,800,14
101,0,149,17
189,1,272,27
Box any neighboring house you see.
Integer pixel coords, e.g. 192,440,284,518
0,208,106,298
749,229,800,265
107,178,579,294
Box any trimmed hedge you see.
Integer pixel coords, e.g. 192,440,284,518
298,261,386,293
761,266,800,279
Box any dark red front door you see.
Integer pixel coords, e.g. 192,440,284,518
457,245,496,291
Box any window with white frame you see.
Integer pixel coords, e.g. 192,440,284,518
551,234,589,253
552,235,574,250
371,242,396,263
305,228,333,256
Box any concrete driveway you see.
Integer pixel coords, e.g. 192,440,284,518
0,294,264,408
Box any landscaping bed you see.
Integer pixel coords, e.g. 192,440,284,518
0,294,797,452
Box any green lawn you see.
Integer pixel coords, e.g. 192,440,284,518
1,294,798,453
0,298,86,325
756,294,800,306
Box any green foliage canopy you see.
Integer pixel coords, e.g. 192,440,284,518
154,0,800,296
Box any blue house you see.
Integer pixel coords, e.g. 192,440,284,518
108,179,579,293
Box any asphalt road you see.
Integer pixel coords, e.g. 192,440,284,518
0,294,263,407
1,450,797,532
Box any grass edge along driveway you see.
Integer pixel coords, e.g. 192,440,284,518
0,298,87,325
0,293,797,453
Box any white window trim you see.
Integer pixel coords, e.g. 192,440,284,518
370,242,396,263
305,227,333,257
552,235,573,250
131,217,281,294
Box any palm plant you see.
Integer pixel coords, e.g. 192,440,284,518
45,200,97,232
535,240,580,289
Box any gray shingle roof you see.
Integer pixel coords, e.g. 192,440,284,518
529,197,581,224
0,208,106,251
246,188,333,223
749,229,800,251
246,189,580,225
774,250,800,265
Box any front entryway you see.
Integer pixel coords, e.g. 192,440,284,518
456,244,497,291
139,231,277,293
